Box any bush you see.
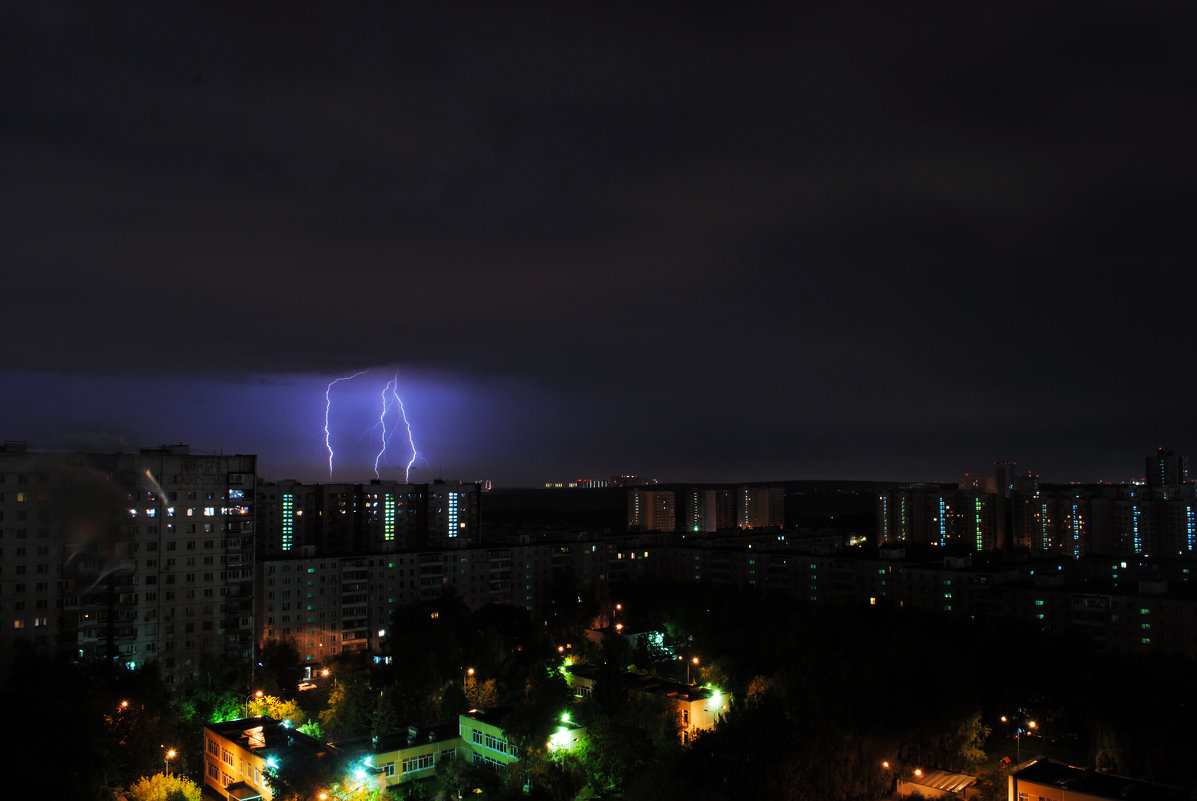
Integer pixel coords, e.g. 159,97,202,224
125,772,202,801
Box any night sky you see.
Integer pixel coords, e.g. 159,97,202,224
4,1,1195,487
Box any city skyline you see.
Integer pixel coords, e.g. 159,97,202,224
4,2,1196,487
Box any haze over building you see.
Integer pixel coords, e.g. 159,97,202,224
0,442,256,688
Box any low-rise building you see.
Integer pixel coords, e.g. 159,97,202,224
460,707,523,773
897,768,975,799
336,722,459,789
1009,758,1187,801
567,664,729,743
203,717,384,801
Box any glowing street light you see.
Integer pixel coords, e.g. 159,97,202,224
245,689,263,718
1004,716,1037,764
687,656,699,685
1019,720,1037,762
162,746,176,775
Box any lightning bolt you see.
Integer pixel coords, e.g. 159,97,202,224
373,377,396,479
390,375,419,482
371,373,419,481
325,370,367,478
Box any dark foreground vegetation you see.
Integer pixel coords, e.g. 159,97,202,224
4,578,1194,800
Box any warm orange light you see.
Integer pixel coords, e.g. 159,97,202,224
692,657,700,665
1028,720,1037,729
467,667,475,676
882,761,890,769
914,769,923,777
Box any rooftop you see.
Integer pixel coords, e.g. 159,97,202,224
206,717,333,761
335,722,459,756
568,663,719,701
461,707,513,728
1014,759,1188,801
904,769,975,794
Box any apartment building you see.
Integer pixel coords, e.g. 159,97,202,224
0,443,256,688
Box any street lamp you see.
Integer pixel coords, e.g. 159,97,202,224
162,746,176,775
1004,716,1037,764
687,657,699,685
1018,720,1037,763
245,689,263,718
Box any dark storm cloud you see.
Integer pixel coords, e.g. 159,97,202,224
3,0,1195,483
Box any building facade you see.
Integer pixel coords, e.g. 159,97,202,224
879,458,1197,558
629,484,785,533
256,479,481,557
0,443,256,689
204,717,385,801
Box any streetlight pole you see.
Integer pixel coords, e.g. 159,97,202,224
245,689,262,718
1018,720,1036,763
162,747,175,775
1002,716,1036,764
687,657,699,685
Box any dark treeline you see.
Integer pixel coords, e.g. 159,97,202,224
4,578,1194,800
608,578,1197,799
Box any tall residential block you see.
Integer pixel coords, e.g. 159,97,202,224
1147,448,1190,488
627,488,676,532
0,443,256,689
738,485,784,529
256,479,481,557
680,488,735,533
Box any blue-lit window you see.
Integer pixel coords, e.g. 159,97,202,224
281,494,294,551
